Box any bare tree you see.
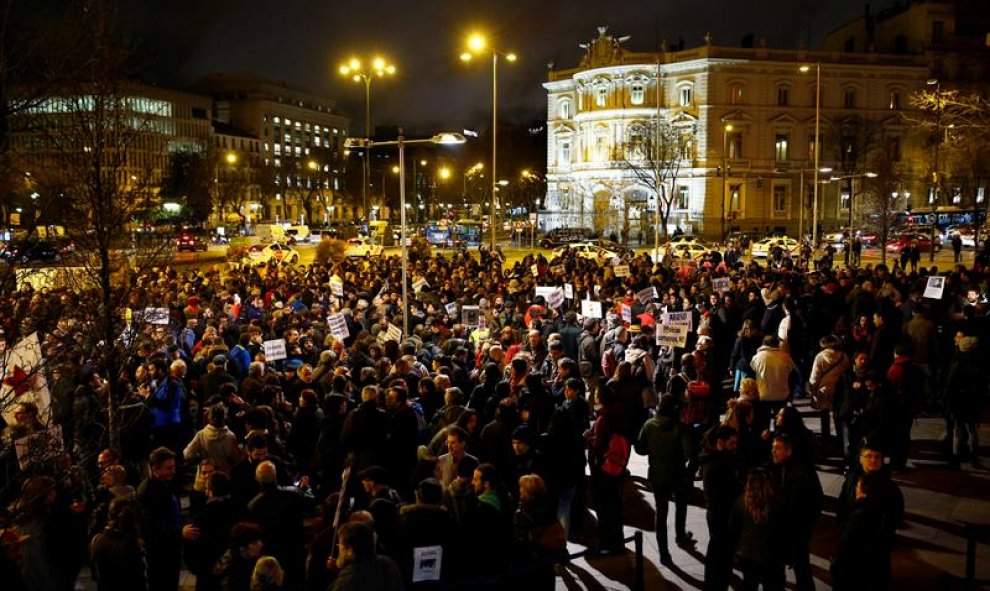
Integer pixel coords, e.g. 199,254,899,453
861,143,907,265
618,117,690,244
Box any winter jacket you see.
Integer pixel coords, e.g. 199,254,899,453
634,413,692,490
184,424,241,473
749,345,797,402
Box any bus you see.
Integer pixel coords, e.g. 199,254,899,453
425,219,483,247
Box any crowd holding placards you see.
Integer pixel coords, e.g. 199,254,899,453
0,240,987,591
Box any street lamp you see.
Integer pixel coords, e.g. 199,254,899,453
828,171,877,232
345,132,466,336
927,78,941,261
721,123,733,240
800,63,823,245
460,32,517,249
339,56,396,223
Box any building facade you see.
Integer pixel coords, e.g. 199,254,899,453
545,15,987,241
196,75,352,225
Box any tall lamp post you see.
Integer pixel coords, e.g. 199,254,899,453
799,64,823,245
339,56,396,224
721,123,733,240
345,133,466,336
928,78,942,261
460,33,517,249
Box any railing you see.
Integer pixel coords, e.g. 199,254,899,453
964,523,990,587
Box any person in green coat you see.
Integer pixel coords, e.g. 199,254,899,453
634,394,696,563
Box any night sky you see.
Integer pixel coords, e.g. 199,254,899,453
120,0,876,132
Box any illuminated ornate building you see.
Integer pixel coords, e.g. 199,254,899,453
545,12,989,240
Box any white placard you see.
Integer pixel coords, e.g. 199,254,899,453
327,313,349,341
636,287,658,305
412,545,443,583
656,323,689,347
384,323,402,343
564,283,574,299
535,286,557,300
546,288,565,309
551,265,565,274
614,265,630,278
621,303,632,324
593,285,602,297
713,277,731,293
14,426,63,470
581,300,602,319
144,307,170,325
660,311,693,329
412,278,429,293
462,305,481,327
330,280,344,297
531,264,539,277
444,302,458,317
923,276,945,300
263,339,287,361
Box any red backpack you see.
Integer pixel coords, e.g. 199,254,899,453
679,374,712,425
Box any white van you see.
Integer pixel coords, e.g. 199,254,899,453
286,225,311,243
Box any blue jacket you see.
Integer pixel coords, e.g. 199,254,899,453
150,377,184,428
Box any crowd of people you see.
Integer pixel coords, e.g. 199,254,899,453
0,237,987,591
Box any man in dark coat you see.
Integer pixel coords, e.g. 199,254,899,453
136,447,182,591
247,460,313,590
341,385,390,471
701,425,743,591
770,434,823,591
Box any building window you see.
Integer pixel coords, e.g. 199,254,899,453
594,127,609,161
675,185,689,210
559,99,571,119
977,187,985,204
932,20,945,43
630,83,645,105
808,134,818,160
773,186,789,216
729,84,744,105
952,187,962,204
889,91,901,110
888,137,902,162
777,86,790,107
595,85,608,107
844,88,857,108
729,184,742,214
727,132,743,159
840,189,851,211
560,141,571,165
678,85,693,107
774,134,789,161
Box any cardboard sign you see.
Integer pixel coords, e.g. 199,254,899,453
546,288,565,309
713,277,731,293
614,265,630,278
660,311,693,329
531,264,539,277
327,313,349,341
444,302,458,317
636,287,658,305
263,339,287,361
656,323,689,347
143,307,170,325
923,276,945,300
564,283,574,300
621,303,632,324
581,299,602,319
330,280,344,297
462,305,481,327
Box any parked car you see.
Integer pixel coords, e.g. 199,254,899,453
551,241,619,263
885,232,942,253
647,241,717,261
176,231,208,252
749,236,800,258
242,242,300,266
1,239,69,263
539,227,596,249
346,237,384,258
286,225,311,244
944,223,977,247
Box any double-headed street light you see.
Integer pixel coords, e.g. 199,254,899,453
460,33,517,249
345,132,466,336
339,56,396,223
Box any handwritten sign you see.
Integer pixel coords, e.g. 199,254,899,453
621,303,632,324
564,283,574,299
263,339,287,361
656,323,689,347
581,300,602,319
636,287,658,305
531,264,539,277
143,308,170,325
535,286,557,300
327,313,349,341
614,265,630,278
713,277,730,293
546,288,565,309
330,280,344,297
923,276,945,300
660,311,693,330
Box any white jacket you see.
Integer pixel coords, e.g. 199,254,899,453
749,345,796,401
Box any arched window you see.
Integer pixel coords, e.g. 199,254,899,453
558,98,572,119
678,83,693,107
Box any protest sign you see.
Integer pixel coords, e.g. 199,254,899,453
923,276,945,300
621,303,632,323
656,323,689,347
143,308,170,325
327,313,349,341
564,284,574,299
660,311,693,330
713,277,730,293
581,300,602,319
263,339,287,361
462,305,481,327
635,287,658,305
546,288,565,309
444,302,458,317
614,265,630,278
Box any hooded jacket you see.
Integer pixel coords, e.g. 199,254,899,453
749,345,796,402
184,424,241,473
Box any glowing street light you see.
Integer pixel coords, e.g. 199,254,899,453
460,31,517,248
339,55,396,220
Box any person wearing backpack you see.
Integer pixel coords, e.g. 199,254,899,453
668,353,712,484
635,394,696,563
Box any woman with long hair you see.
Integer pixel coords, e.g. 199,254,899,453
731,469,784,591
729,319,762,394
90,498,149,591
